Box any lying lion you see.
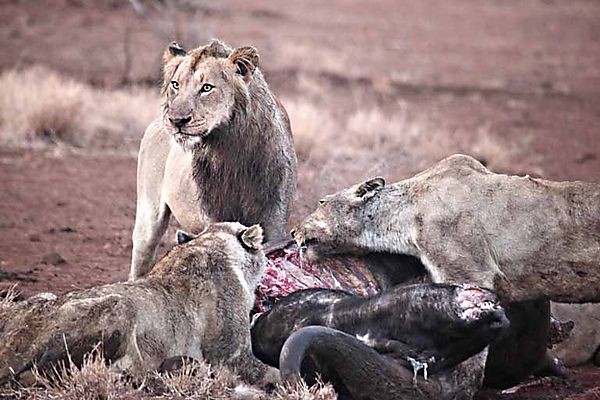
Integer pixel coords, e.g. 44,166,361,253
0,223,272,385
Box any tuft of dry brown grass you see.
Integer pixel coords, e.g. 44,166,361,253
0,67,84,145
0,285,20,308
149,360,241,399
33,344,129,400
285,99,337,165
0,344,338,400
0,66,159,153
469,126,545,176
284,96,455,222
273,379,337,400
0,343,132,400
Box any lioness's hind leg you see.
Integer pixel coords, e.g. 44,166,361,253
130,202,171,280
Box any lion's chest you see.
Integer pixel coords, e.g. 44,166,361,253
162,146,209,233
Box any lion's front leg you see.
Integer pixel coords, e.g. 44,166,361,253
130,201,171,280
258,196,290,242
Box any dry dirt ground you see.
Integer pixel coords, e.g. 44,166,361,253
0,0,599,398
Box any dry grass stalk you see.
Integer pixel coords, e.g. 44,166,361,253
0,66,159,153
153,360,239,399
0,341,337,400
0,67,84,145
0,285,20,308
273,378,338,400
30,341,128,400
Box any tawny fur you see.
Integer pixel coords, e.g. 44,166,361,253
0,223,272,385
552,302,600,366
295,154,600,303
292,154,600,394
130,39,297,280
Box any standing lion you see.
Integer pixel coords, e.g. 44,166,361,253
130,40,297,280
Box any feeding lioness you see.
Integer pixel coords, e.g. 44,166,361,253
130,39,297,280
292,154,599,390
0,223,272,385
294,154,600,303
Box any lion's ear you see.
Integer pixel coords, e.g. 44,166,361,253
356,177,386,198
163,42,187,63
239,224,264,250
176,230,195,245
229,46,259,81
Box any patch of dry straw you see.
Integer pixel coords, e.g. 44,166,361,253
0,66,158,152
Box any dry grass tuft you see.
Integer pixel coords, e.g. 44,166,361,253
30,343,130,400
0,67,84,144
273,378,338,400
284,96,454,222
285,99,337,165
0,345,339,400
284,90,543,224
0,66,159,153
469,126,545,176
0,343,132,400
150,360,240,398
0,285,20,308
285,97,449,172
81,86,159,152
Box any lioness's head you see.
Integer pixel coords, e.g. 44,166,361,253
293,177,412,261
168,222,267,290
161,40,260,148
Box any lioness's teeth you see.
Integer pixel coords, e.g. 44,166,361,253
298,245,308,259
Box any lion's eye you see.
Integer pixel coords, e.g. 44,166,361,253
200,83,214,94
171,81,179,90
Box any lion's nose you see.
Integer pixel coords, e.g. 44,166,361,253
169,115,192,128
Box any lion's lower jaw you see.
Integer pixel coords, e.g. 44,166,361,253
172,133,204,149
301,244,350,264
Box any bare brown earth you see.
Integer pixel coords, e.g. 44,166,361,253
0,0,599,398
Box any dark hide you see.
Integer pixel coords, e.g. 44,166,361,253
252,283,509,399
484,299,553,388
279,326,491,400
259,244,560,390
354,254,557,388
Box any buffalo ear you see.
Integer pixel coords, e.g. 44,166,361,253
228,46,259,81
176,230,195,245
163,41,187,63
239,224,264,250
355,177,386,198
